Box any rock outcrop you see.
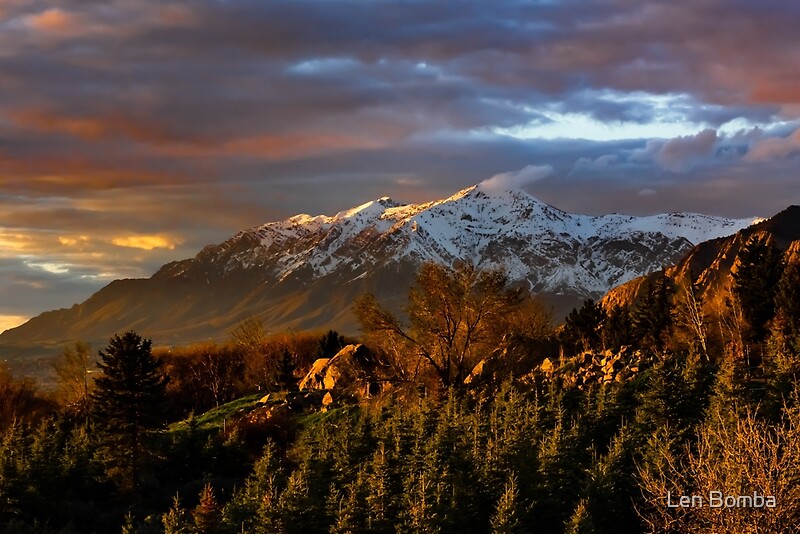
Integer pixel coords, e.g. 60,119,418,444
531,346,646,389
298,344,391,399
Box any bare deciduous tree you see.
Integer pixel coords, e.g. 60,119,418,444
637,405,800,533
675,278,709,360
53,341,93,419
355,262,524,388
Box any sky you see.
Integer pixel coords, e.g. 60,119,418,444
1,0,800,331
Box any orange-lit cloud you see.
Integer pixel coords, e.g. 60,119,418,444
10,109,106,139
0,230,45,253
25,9,79,33
151,132,388,160
7,107,392,160
8,108,176,144
751,82,800,105
745,130,800,162
2,0,800,328
58,235,89,247
110,234,184,250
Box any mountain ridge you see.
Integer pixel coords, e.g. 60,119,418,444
1,185,759,345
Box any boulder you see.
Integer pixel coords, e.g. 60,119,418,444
322,391,334,411
298,344,390,396
298,358,332,391
464,359,488,385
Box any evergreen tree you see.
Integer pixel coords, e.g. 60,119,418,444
561,300,605,355
398,471,441,534
733,235,784,343
193,483,221,534
163,495,191,534
583,427,640,532
708,349,752,421
90,331,169,496
602,305,633,352
276,348,298,391
632,271,674,353
121,511,141,534
365,443,396,533
491,476,524,534
318,330,346,359
330,476,366,534
564,499,596,534
774,260,800,353
635,355,700,435
275,467,315,533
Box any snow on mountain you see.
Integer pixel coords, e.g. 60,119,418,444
209,185,757,299
0,183,762,345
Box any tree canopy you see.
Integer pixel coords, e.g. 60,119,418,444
91,331,169,495
355,262,526,388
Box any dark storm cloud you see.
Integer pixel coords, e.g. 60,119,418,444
2,0,800,328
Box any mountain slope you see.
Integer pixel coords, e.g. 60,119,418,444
0,185,758,345
602,205,800,310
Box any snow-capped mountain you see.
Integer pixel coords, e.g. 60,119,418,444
161,184,756,297
0,184,758,344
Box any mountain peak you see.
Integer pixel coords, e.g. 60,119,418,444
0,184,766,345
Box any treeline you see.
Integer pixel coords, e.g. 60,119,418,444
1,235,798,533
158,358,799,534
0,328,348,533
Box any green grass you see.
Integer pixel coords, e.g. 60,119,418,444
294,405,353,428
165,390,357,443
168,393,264,433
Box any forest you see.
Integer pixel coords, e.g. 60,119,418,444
1,235,799,533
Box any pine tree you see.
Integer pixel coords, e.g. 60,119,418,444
276,348,298,391
491,476,523,534
330,476,366,534
709,349,751,420
365,443,395,533
121,511,138,534
602,305,632,352
562,300,605,355
632,271,674,353
318,330,346,359
398,471,441,534
732,235,784,343
193,483,221,534
276,468,312,533
774,260,800,353
564,499,596,534
163,494,191,534
90,331,169,496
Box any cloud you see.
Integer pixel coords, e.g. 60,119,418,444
745,129,800,162
110,234,183,251
479,165,554,192
58,235,89,247
24,8,80,34
653,129,718,173
1,0,800,325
